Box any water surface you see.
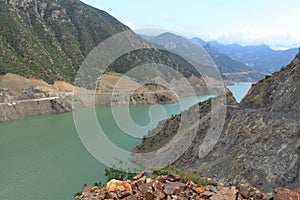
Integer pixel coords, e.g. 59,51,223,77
227,82,253,102
0,95,210,200
0,83,252,200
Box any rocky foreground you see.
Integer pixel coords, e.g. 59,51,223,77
75,172,300,200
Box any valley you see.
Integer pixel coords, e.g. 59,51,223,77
0,0,299,199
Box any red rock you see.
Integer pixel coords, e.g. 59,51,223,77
154,189,166,200
200,190,215,198
106,180,132,193
132,176,147,188
166,173,181,182
157,175,168,183
237,184,262,199
144,191,155,200
138,182,154,194
164,182,186,195
192,186,205,194
133,171,145,180
294,187,300,193
125,195,138,200
211,188,238,200
274,188,300,200
118,191,132,199
105,191,118,199
262,193,273,200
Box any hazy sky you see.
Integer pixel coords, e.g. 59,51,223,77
81,0,300,49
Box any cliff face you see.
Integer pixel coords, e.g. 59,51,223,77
133,52,300,192
0,96,72,122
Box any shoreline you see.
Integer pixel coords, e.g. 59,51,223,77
0,92,211,123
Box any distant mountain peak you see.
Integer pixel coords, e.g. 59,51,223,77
191,37,207,46
207,41,298,73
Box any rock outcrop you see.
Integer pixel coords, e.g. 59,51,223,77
0,96,72,122
75,172,300,200
133,51,300,192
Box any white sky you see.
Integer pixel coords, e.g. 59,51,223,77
81,0,300,49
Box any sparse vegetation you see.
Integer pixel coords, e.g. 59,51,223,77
151,165,217,186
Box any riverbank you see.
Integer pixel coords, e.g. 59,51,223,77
0,96,72,122
0,72,212,122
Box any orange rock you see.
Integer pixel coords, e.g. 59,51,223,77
294,186,300,193
106,179,132,193
211,188,238,200
274,188,300,200
192,186,206,194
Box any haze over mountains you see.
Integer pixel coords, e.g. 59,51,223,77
193,37,298,73
143,32,266,82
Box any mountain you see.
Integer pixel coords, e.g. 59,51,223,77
0,0,129,83
208,41,299,73
148,33,265,82
149,32,213,68
203,44,265,81
191,37,207,46
133,51,300,192
0,0,208,91
139,34,156,41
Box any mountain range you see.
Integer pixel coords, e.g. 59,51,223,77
144,32,265,82
0,0,211,90
193,37,298,73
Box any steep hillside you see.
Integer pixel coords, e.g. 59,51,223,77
0,0,209,93
133,51,300,192
0,0,129,83
208,41,298,73
240,52,300,112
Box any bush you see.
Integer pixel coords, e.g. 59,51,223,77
74,191,82,198
152,166,218,186
104,167,136,182
104,160,137,182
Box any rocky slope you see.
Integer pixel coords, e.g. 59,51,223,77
240,52,300,113
133,51,300,192
75,172,300,200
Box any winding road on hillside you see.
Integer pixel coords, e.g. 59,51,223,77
0,96,59,106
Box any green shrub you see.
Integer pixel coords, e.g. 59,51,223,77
74,191,82,198
152,166,217,186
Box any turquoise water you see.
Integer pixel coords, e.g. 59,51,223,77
0,95,211,200
0,81,252,200
227,82,253,103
